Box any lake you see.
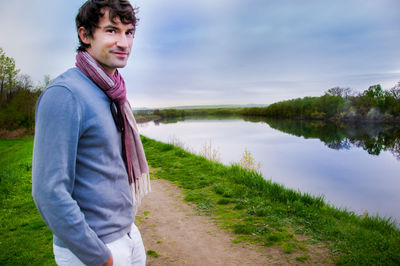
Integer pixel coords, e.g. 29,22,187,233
138,116,400,223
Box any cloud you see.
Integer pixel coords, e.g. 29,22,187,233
1,0,399,107
0,1,85,81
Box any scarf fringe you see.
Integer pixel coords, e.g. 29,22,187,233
130,173,151,213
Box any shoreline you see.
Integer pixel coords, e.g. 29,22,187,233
135,115,162,124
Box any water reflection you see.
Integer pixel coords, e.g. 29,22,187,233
153,116,400,160
258,118,400,160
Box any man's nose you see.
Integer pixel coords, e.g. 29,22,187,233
116,34,129,48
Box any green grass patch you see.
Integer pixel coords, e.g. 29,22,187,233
217,198,231,205
141,135,400,265
184,190,215,216
146,249,160,258
296,254,310,262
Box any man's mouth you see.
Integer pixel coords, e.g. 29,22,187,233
112,51,129,58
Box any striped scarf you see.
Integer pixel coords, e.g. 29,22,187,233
76,51,150,211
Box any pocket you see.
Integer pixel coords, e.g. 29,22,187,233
129,225,146,265
53,244,85,266
106,234,134,265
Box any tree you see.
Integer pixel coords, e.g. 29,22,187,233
0,48,47,130
0,48,20,104
364,84,384,99
326,87,352,98
16,74,34,91
35,74,51,92
390,81,400,99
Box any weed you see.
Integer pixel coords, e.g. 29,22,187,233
247,201,273,217
167,135,186,150
296,254,310,262
199,139,221,162
146,249,160,258
159,143,174,151
167,135,195,154
135,215,144,223
233,224,256,235
233,198,248,210
184,190,215,216
282,242,296,254
238,148,261,173
267,232,284,243
232,235,249,243
213,182,234,198
217,199,231,205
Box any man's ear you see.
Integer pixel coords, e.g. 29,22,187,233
78,27,91,45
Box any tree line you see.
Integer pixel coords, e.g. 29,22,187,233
152,82,400,123
241,84,400,122
0,48,49,130
152,107,243,119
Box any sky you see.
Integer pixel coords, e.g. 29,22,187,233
0,0,399,108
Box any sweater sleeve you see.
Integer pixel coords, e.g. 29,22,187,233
32,85,111,266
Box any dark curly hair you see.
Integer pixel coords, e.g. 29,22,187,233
75,0,139,51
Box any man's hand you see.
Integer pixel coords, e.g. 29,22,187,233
103,255,113,266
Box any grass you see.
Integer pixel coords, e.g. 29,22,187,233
1,136,400,265
146,249,160,258
0,137,55,265
296,254,310,262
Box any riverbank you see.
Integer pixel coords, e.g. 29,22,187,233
1,137,399,265
141,136,400,265
146,106,400,124
135,114,162,124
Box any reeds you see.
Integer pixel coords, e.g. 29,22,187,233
238,148,261,173
199,139,221,163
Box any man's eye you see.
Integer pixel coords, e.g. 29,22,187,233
107,29,115,33
126,31,134,36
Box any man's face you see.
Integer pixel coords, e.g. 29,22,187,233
81,9,135,75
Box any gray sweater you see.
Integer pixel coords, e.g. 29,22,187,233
32,68,135,266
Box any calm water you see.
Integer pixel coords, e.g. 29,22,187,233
138,116,400,223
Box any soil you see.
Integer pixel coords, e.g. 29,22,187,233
136,178,333,266
0,128,33,139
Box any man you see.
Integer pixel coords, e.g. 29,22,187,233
32,0,150,265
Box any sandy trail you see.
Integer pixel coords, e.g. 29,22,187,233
136,178,327,265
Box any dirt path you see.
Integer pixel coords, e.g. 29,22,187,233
136,178,332,265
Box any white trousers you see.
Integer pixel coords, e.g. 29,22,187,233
53,224,146,266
